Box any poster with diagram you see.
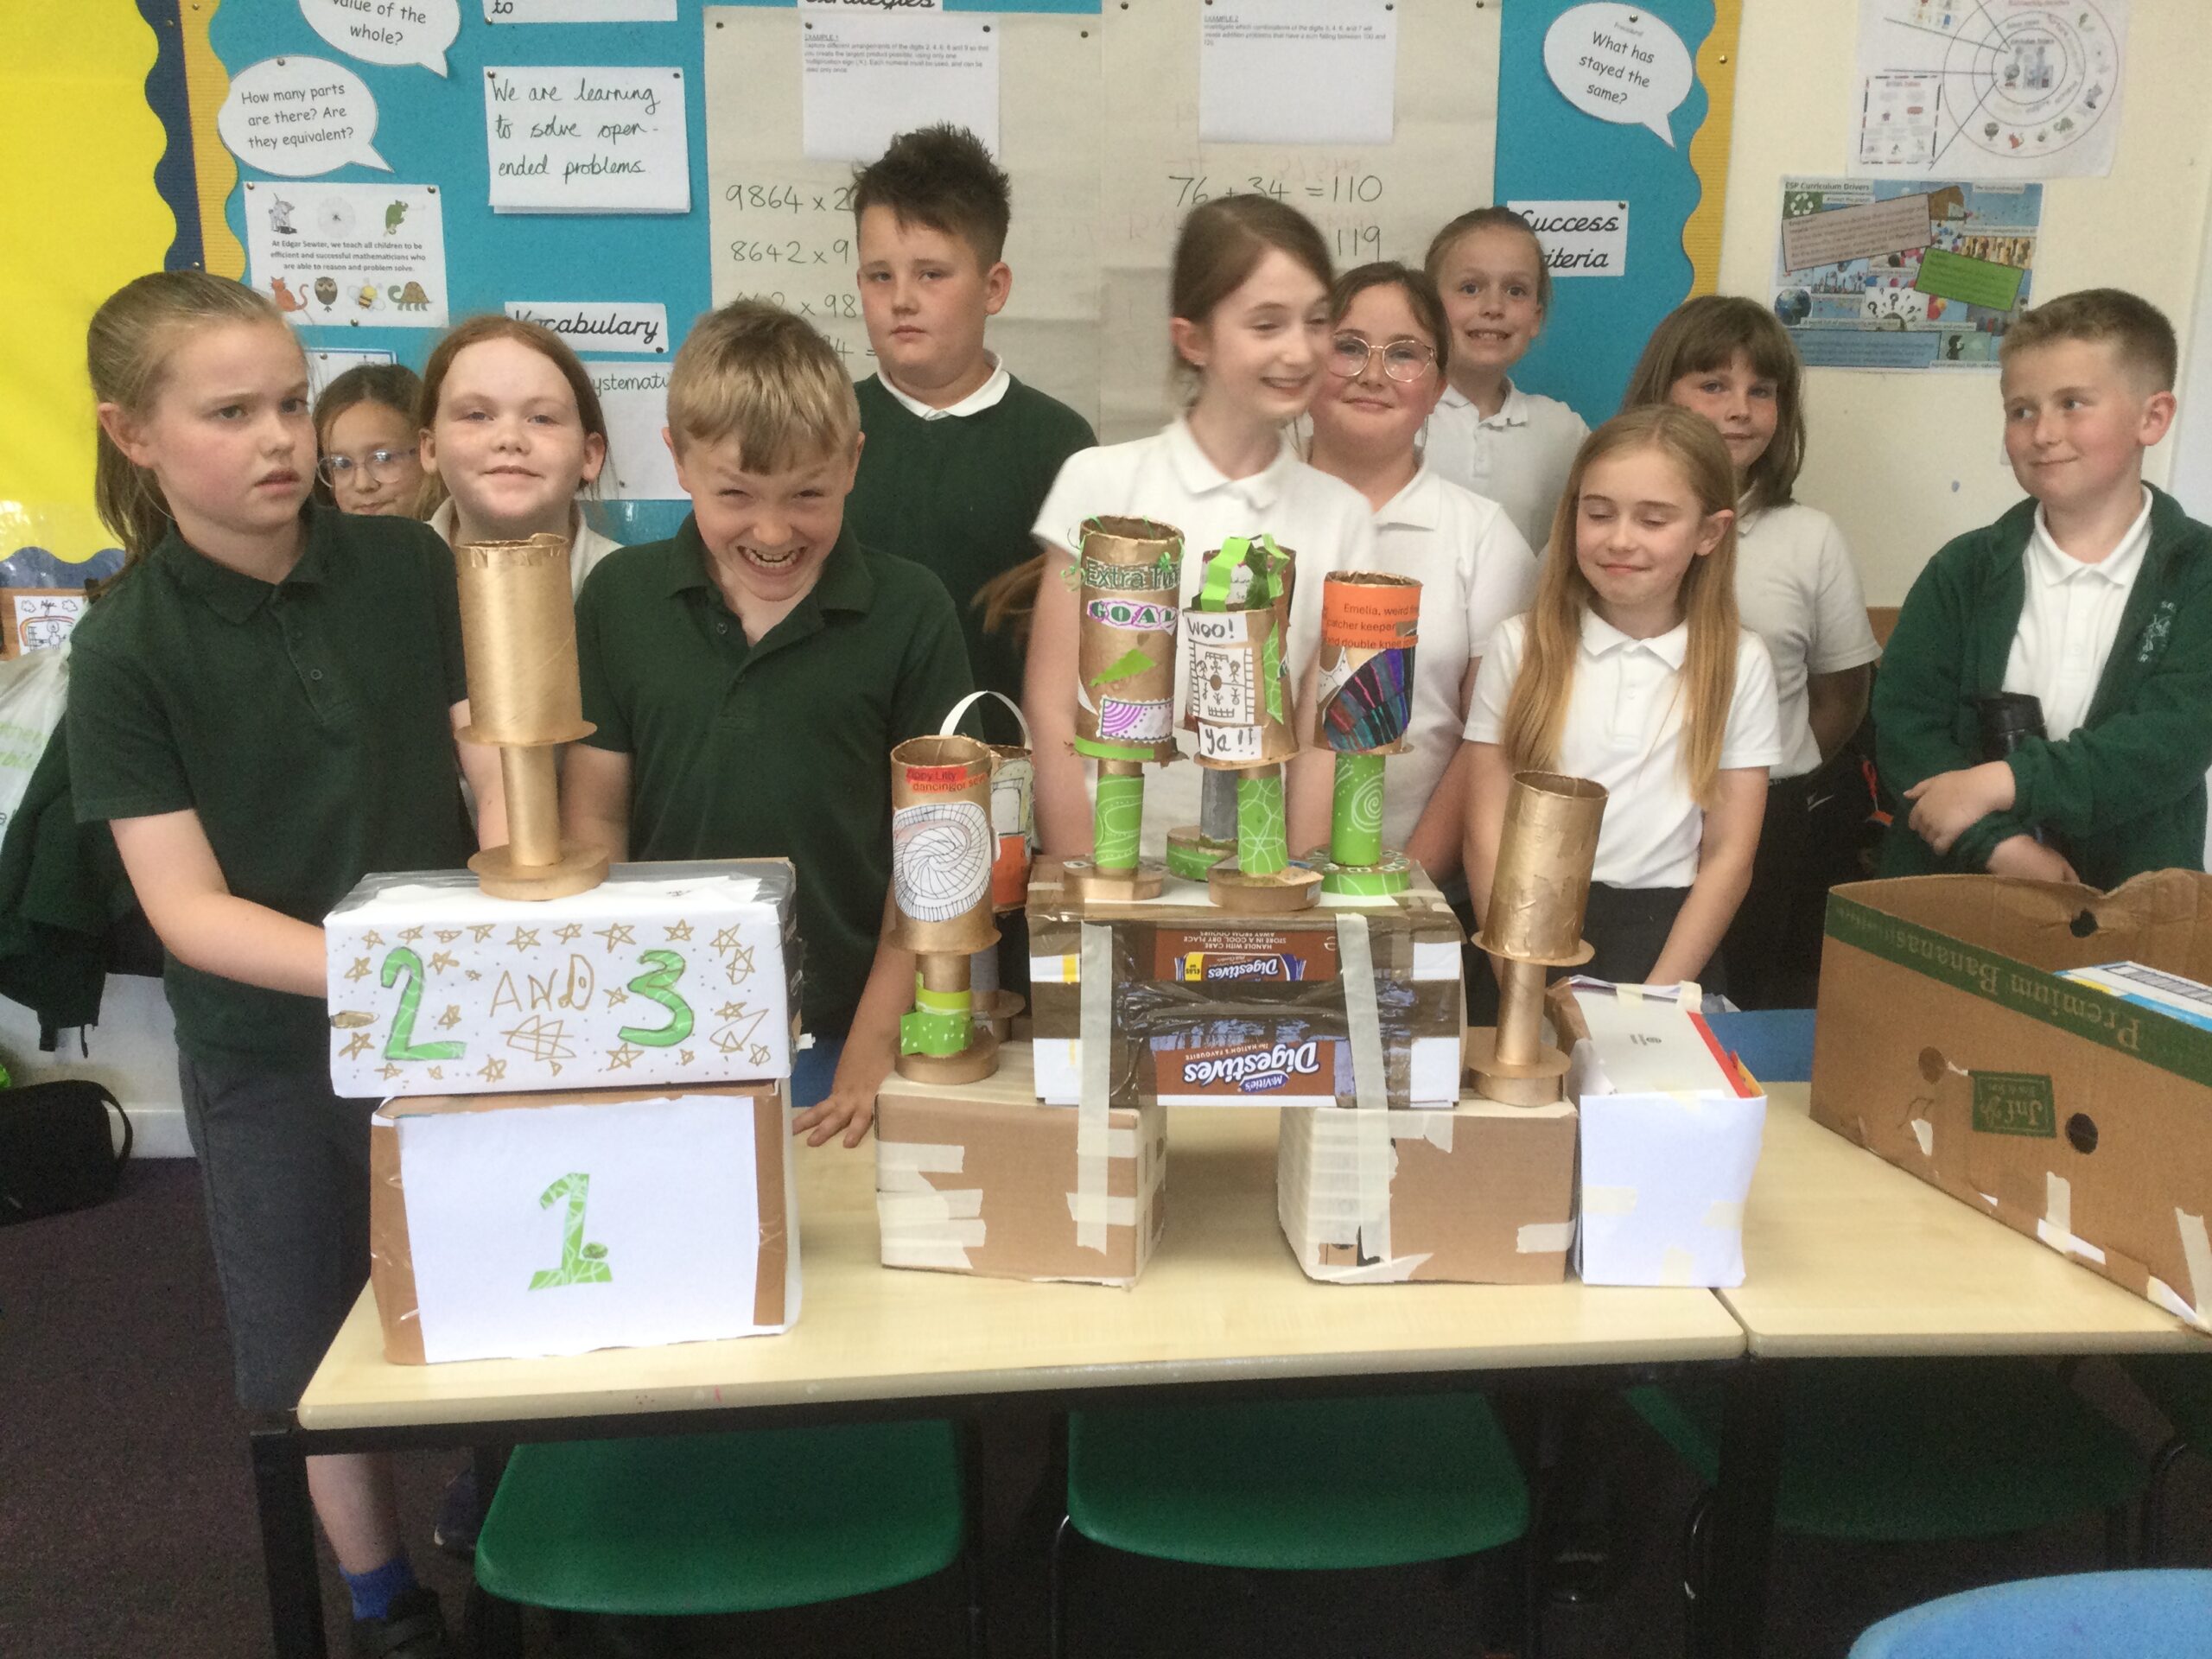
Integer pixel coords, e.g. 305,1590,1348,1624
244,181,449,329
1850,0,2126,180
1772,177,2043,372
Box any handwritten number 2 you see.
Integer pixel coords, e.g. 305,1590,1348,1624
381,947,466,1062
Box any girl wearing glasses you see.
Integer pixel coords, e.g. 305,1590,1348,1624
312,362,425,517
1290,262,1537,882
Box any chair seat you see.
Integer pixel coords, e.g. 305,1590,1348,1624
1847,1568,2212,1658
1626,1360,2144,1542
2127,1354,2212,1449
1067,1392,1529,1571
474,1421,964,1617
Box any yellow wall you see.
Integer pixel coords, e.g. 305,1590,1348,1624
1717,0,2212,603
0,0,173,563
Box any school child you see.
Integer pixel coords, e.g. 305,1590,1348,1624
1621,295,1880,1007
1291,259,1536,881
1878,288,2212,888
563,300,971,1146
1026,195,1376,857
416,315,622,595
843,124,1097,706
1421,207,1589,554
68,271,506,1658
312,360,424,517
1462,406,1781,989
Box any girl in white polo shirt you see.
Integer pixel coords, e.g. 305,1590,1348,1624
1623,296,1881,1006
1464,406,1782,990
1421,207,1590,554
1291,260,1536,881
1025,196,1376,858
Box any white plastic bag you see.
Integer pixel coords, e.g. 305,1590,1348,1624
0,645,67,839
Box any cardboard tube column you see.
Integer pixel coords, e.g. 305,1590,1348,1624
1303,572,1421,898
454,534,609,901
1465,772,1606,1105
1065,517,1183,903
1166,771,1238,881
890,734,1001,1084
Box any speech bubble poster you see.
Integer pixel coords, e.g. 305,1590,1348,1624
302,0,461,77
1542,3,1695,147
219,56,390,176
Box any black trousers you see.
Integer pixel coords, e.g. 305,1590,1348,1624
1468,882,1702,1023
1722,753,1874,1010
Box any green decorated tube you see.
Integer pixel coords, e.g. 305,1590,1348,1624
1092,760,1146,873
1331,752,1386,869
1236,766,1290,876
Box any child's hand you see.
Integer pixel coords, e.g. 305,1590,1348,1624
1903,760,2017,854
793,1087,876,1148
1986,833,2079,885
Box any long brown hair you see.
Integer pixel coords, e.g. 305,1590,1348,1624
87,270,292,566
415,315,610,516
1619,295,1805,514
1501,407,1743,805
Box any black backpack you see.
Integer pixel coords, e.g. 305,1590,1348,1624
0,1081,131,1224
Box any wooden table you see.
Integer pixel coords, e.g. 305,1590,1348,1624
261,1106,1741,1656
1705,1083,2202,1659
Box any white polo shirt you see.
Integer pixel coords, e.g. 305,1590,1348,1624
429,499,622,597
875,353,1012,421
1421,381,1590,555
1465,612,1783,889
1033,416,1377,852
1361,467,1537,846
2002,487,2153,741
1733,501,1882,779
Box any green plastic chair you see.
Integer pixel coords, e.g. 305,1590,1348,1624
1051,1393,1533,1657
2126,1354,2212,1561
1627,1360,2145,1656
471,1421,981,1656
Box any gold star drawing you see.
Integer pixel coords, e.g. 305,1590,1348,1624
436,1005,462,1030
595,922,635,953
710,925,741,951
748,1043,770,1068
508,926,540,952
606,1042,642,1071
477,1057,508,1083
605,986,629,1008
379,1063,403,1081
427,1065,445,1081
345,956,372,982
711,1028,744,1054
429,950,457,975
678,1049,694,1067
470,923,495,944
340,1031,373,1058
465,969,482,982
555,922,584,943
664,919,694,942
435,929,461,944
398,925,424,944
716,1000,750,1021
547,1059,563,1077
362,929,385,949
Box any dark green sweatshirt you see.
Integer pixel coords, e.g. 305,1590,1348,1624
1876,486,2212,888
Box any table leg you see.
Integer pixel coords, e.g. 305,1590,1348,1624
1706,1359,1785,1659
251,1421,327,1659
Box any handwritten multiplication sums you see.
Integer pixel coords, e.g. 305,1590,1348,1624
721,181,858,216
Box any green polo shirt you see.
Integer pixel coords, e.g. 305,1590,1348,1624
67,505,474,1066
575,518,971,1033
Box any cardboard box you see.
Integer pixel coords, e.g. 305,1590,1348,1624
875,1044,1166,1287
1276,1080,1578,1285
326,861,798,1099
1557,983,1767,1287
1813,873,2212,1332
1026,859,1463,1109
368,1081,798,1363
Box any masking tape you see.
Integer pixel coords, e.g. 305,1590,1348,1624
1066,1149,1165,1229
1660,1246,1696,1285
2177,1209,2212,1325
1615,982,1643,1004
2145,1275,2206,1329
1413,939,1459,982
1337,913,1393,1263
1584,1185,1638,1216
1679,982,1702,1014
1389,1111,1454,1152
1077,923,1114,1253
1701,1199,1745,1230
879,1141,965,1175
1516,1219,1576,1254
1031,953,1078,985
1910,1117,1934,1158
878,1186,983,1224
2033,1173,2105,1263
1312,1251,1436,1284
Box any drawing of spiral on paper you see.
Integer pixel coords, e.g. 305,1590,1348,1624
893,801,993,923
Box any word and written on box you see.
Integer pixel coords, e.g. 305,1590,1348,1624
369,1081,798,1363
1027,861,1462,1109
1560,983,1766,1289
1278,1068,1577,1286
326,861,797,1099
876,1045,1165,1287
1814,874,2212,1332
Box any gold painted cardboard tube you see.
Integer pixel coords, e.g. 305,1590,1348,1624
453,534,591,747
1478,771,1607,965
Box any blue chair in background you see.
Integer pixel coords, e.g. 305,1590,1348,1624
1847,1569,2212,1657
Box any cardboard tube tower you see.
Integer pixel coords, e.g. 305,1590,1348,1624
454,533,609,901
1064,517,1183,904
1465,772,1606,1105
1182,536,1320,915
889,734,1002,1084
1303,572,1421,898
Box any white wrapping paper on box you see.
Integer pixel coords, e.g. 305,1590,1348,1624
327,861,798,1099
1567,985,1766,1288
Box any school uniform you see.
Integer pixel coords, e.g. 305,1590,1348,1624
428,498,623,596
1466,611,1783,986
67,505,474,1409
1722,501,1882,1007
1878,486,2212,888
1360,467,1537,849
1421,381,1590,555
846,357,1097,706
575,518,971,1037
1032,416,1376,855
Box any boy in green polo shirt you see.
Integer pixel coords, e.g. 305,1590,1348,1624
566,301,971,1147
843,124,1096,706
1878,288,2212,889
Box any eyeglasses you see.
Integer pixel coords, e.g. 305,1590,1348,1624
1328,334,1438,384
318,446,419,486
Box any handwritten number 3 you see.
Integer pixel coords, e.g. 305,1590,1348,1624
620,949,694,1048
381,946,467,1062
